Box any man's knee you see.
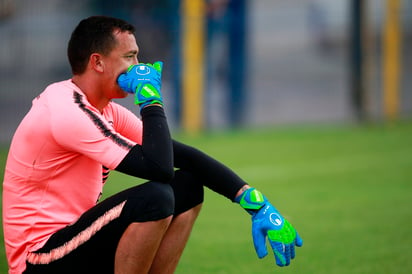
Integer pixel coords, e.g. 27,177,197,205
170,170,204,215
121,182,175,223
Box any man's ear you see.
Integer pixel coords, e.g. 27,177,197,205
89,53,104,73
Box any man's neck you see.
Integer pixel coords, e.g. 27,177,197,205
72,75,109,113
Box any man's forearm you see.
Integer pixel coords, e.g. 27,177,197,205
172,140,247,200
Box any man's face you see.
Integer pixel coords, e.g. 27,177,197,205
103,30,139,99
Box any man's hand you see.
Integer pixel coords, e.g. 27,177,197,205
235,188,303,267
117,61,163,108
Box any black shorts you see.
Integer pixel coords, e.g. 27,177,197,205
24,170,204,274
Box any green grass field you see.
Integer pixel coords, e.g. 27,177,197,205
1,121,411,273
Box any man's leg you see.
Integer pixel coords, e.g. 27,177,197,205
114,217,173,274
114,170,204,274
149,204,202,274
148,170,204,273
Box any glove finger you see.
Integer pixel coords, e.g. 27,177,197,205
284,244,291,266
295,232,303,247
153,61,163,74
252,225,268,259
270,241,286,267
126,64,135,72
153,78,162,89
290,241,296,259
118,74,133,93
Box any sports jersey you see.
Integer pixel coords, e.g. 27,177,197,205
2,79,142,274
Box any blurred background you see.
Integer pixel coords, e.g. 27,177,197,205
0,0,411,144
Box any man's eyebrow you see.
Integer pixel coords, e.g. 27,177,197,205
123,50,138,56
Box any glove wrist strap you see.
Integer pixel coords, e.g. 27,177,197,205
235,188,267,214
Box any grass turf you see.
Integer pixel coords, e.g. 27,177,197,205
1,121,411,273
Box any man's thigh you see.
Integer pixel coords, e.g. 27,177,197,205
24,181,174,274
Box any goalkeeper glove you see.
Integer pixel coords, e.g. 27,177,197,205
117,61,164,108
235,187,303,267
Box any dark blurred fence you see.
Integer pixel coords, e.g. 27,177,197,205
1,0,411,144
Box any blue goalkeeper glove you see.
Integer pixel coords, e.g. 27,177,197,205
235,188,303,267
117,61,164,108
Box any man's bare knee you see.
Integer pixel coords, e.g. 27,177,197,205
115,216,173,274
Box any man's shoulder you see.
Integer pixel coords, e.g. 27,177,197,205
36,79,78,102
32,80,89,127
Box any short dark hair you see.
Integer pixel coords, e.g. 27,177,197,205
67,16,135,75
